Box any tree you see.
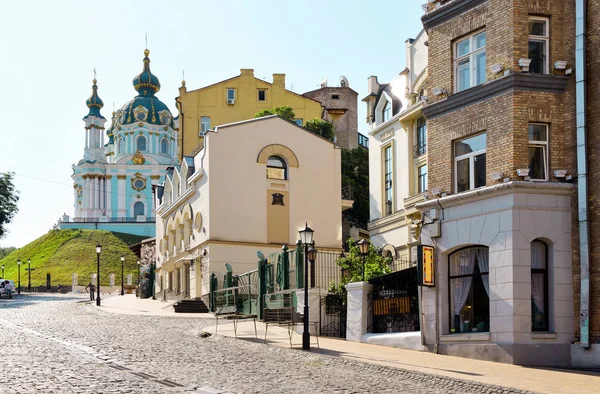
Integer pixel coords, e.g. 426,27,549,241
254,106,295,122
0,172,19,239
0,246,16,260
341,147,369,229
304,119,334,141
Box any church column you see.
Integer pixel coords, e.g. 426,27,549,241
92,176,98,211
105,175,112,216
117,174,127,217
82,176,88,211
89,176,95,213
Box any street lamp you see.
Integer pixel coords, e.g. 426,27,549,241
120,255,125,296
16,259,21,294
25,258,34,292
1,264,4,277
137,260,140,297
358,239,369,282
299,223,314,350
96,243,101,306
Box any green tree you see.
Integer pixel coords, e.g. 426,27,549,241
254,106,295,121
329,239,391,293
0,247,17,260
304,118,334,141
341,147,369,229
0,172,19,239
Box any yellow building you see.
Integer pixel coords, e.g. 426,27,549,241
176,69,324,157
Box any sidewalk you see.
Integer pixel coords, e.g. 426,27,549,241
99,296,599,394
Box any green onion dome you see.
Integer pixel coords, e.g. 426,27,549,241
84,79,105,119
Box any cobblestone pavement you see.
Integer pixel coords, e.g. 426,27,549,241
0,295,536,394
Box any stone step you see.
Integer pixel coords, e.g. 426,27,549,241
173,298,209,313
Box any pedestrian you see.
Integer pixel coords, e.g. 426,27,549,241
5,280,13,299
84,282,96,301
57,283,61,293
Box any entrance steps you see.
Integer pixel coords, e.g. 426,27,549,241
173,298,209,313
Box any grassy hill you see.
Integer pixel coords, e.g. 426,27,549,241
0,229,146,287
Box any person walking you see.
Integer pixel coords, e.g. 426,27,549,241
84,282,96,301
4,280,13,299
56,283,61,293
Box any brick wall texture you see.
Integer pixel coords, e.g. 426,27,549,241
425,0,600,343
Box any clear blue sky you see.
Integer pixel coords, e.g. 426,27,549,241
0,0,425,248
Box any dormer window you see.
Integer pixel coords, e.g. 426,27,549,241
267,156,287,180
382,101,392,122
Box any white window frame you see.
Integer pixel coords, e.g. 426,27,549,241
454,133,487,193
417,164,428,194
528,123,549,181
454,30,487,93
382,101,392,122
227,88,235,101
200,116,211,134
528,17,549,74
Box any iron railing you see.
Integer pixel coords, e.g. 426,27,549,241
342,185,354,200
414,141,427,157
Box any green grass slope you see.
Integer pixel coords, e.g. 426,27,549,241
0,229,145,287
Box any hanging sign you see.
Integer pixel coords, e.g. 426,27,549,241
417,245,435,287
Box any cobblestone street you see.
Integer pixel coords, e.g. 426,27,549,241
1,295,537,393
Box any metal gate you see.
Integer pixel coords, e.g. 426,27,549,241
368,267,419,333
320,294,346,338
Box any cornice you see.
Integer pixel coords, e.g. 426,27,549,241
421,0,487,30
422,73,569,119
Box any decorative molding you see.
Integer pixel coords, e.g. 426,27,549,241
422,74,569,119
105,175,112,179
421,0,487,29
132,151,146,165
150,175,161,180
116,175,127,180
380,129,395,142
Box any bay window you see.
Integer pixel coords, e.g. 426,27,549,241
454,133,487,193
528,124,549,180
531,240,549,331
455,31,487,92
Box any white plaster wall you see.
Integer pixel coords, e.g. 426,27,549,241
419,188,573,348
207,117,342,248
369,223,409,251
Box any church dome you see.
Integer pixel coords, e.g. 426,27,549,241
114,49,174,128
84,79,105,119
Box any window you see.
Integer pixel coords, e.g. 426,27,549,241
160,138,170,155
449,247,489,333
529,17,549,74
133,201,145,216
531,240,549,331
383,145,393,215
136,136,147,152
201,116,211,134
227,88,235,102
415,117,427,157
528,124,548,180
418,164,428,193
117,137,124,154
258,90,266,101
454,133,486,193
332,94,340,100
294,119,303,126
455,31,487,92
267,156,287,180
382,101,392,122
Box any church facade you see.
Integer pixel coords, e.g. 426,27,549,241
59,49,179,237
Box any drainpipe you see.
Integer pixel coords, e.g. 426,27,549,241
175,97,184,160
575,0,590,349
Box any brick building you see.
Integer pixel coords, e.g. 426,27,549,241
414,0,598,366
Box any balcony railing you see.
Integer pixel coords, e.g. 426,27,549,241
342,185,354,200
414,141,427,158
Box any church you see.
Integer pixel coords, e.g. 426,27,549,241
59,49,179,237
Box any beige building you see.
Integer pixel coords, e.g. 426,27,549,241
154,116,346,303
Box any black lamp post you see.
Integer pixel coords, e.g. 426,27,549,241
96,243,101,306
137,260,140,297
26,258,34,292
358,239,369,282
1,264,4,277
299,223,315,350
16,259,21,294
120,255,125,296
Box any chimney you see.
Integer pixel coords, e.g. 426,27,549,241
240,69,254,77
273,73,286,88
367,76,379,95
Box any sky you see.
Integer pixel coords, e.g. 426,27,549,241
0,0,425,249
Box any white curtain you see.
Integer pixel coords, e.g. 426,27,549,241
450,250,475,327
476,248,490,296
531,241,546,317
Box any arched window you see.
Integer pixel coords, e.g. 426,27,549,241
136,136,147,152
267,156,287,180
449,246,489,333
531,240,549,331
133,201,145,217
117,138,124,154
160,138,170,155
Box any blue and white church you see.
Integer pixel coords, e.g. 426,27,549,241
59,49,179,237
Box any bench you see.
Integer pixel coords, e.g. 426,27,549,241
214,302,257,339
263,307,319,348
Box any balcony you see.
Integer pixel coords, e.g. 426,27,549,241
414,141,427,158
342,185,354,211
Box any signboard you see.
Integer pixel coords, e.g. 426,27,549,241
417,245,435,287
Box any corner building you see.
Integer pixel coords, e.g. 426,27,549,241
417,0,579,366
